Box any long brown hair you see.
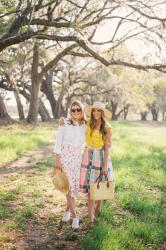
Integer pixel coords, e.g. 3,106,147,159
68,100,86,125
90,110,107,140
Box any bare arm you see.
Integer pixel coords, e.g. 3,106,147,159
102,128,112,176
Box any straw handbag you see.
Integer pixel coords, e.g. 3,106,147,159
90,175,114,200
52,168,70,195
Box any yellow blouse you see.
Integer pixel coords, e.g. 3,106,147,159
86,120,111,148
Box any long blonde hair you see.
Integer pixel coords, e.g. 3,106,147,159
67,100,86,125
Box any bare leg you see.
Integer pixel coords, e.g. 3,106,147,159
66,195,70,212
88,194,95,222
95,200,102,216
66,192,77,218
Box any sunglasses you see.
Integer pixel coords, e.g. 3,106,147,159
71,108,82,113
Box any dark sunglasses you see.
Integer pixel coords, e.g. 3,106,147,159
71,108,82,113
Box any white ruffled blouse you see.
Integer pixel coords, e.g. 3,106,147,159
54,119,86,154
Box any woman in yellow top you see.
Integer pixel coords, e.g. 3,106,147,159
80,101,114,227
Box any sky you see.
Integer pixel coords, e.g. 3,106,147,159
93,18,166,64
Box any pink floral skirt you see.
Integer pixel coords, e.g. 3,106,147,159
61,144,82,197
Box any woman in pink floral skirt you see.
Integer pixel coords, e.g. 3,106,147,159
54,100,86,229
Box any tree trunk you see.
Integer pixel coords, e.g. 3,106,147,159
150,103,159,121
111,101,118,120
27,43,40,124
151,109,159,121
41,76,57,118
13,88,25,120
20,89,50,122
123,105,130,120
38,98,51,121
152,112,158,121
52,85,67,118
27,79,40,123
162,111,166,121
56,92,64,118
4,74,25,120
140,111,148,120
0,94,13,125
0,94,11,119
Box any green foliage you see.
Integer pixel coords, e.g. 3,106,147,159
0,0,15,33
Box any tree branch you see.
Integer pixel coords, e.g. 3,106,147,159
39,43,78,78
128,4,166,23
28,18,72,28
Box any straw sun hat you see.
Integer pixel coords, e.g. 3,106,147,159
52,168,70,195
84,101,112,120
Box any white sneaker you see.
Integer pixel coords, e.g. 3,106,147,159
72,218,79,229
62,211,71,222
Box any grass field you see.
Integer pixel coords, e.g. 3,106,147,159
0,122,56,166
0,121,165,249
82,121,166,250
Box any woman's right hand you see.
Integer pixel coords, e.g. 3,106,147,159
58,117,65,126
55,155,62,170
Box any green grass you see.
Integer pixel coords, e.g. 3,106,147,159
0,122,56,166
15,202,37,229
0,121,166,249
82,121,166,250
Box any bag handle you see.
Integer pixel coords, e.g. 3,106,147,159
96,174,109,182
96,174,110,189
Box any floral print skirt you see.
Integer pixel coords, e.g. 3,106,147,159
61,144,82,197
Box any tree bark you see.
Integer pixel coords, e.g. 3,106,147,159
140,111,148,120
41,72,57,118
38,98,51,121
27,43,40,123
13,88,25,120
27,44,77,123
123,105,130,120
55,89,66,117
150,103,159,121
26,79,40,123
111,101,118,120
20,88,50,122
4,74,25,120
0,94,11,119
151,110,158,121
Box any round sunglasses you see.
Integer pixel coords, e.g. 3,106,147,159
71,108,82,113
